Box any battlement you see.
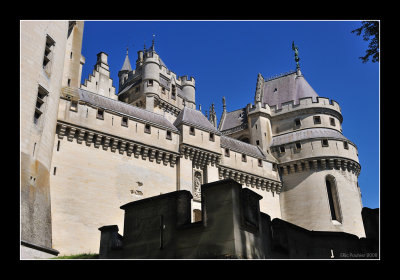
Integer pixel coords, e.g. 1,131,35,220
269,96,341,116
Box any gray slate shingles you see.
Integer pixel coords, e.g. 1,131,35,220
78,89,178,132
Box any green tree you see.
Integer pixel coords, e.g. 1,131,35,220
351,21,379,63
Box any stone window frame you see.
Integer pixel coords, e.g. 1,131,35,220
166,130,172,140
209,132,215,142
241,154,247,162
258,159,263,167
97,108,104,120
171,85,176,100
330,117,336,126
224,148,230,157
321,139,329,147
43,34,55,77
325,175,343,224
34,85,49,125
294,118,301,127
189,126,195,136
121,116,128,127
70,100,78,112
343,141,349,150
145,124,151,134
313,115,321,125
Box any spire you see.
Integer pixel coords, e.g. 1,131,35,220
222,96,226,112
151,34,155,50
120,47,132,72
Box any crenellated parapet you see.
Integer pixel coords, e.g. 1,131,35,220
269,97,342,122
56,122,179,167
218,165,282,194
278,156,361,177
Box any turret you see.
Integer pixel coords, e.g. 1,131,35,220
181,75,196,104
118,47,132,90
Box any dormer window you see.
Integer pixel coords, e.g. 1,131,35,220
189,126,195,136
209,132,215,142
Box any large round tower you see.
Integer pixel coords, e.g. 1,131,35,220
266,70,364,237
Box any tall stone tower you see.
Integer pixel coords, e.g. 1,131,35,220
20,20,83,258
116,37,196,123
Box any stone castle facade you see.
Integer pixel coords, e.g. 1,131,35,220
20,21,365,258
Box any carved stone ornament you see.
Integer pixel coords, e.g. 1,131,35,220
193,171,202,201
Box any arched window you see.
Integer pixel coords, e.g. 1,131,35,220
325,175,342,223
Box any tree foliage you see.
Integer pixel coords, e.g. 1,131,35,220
351,21,379,63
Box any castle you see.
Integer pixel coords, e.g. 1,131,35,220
20,21,365,258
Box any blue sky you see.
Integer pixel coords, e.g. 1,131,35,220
80,20,379,209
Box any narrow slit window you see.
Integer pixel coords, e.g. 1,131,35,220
295,118,301,127
343,141,349,150
53,167,57,175
189,126,195,135
242,154,247,162
326,176,342,223
256,140,260,146
258,159,263,167
57,140,60,151
166,131,172,140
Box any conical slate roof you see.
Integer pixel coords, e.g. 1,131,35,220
261,71,319,108
120,52,132,72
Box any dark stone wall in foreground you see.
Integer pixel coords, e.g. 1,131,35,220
98,179,379,259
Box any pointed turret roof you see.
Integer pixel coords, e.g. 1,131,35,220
120,48,132,72
261,71,319,108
